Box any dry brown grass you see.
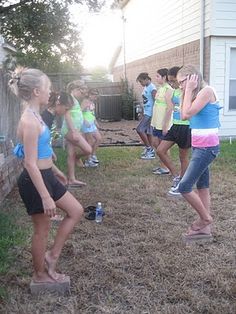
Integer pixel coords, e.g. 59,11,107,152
1,141,236,313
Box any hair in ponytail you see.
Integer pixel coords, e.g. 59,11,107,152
9,67,47,101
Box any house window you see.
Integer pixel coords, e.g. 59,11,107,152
229,48,236,110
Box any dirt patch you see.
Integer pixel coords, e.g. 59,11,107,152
99,119,141,146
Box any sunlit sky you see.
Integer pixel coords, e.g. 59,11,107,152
70,3,122,70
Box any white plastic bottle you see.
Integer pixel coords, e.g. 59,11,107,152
95,202,103,223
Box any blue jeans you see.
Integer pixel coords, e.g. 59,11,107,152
178,145,220,193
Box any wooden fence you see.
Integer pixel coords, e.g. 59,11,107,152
0,71,127,203
48,73,124,121
0,69,22,203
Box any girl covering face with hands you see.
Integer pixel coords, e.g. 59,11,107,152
177,65,221,240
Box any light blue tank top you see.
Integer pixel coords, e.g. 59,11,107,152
14,110,53,160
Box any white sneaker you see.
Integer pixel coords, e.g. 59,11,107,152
168,188,182,197
170,176,181,191
91,155,99,163
168,177,182,196
141,147,148,157
84,159,98,168
141,150,155,160
152,167,169,174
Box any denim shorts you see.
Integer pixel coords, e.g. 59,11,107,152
178,145,220,193
81,122,97,133
152,128,165,140
136,115,153,135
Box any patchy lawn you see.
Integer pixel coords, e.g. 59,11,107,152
1,141,236,313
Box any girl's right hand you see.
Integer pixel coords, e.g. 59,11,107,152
186,74,198,91
42,196,57,217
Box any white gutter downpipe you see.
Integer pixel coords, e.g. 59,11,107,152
200,0,205,74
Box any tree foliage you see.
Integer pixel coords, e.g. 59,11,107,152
89,66,111,82
0,0,105,72
0,0,105,14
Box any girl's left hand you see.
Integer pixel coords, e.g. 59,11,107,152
162,126,168,136
186,74,198,91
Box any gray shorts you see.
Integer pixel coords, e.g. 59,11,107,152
136,115,153,135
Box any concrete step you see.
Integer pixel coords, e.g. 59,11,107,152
30,276,70,295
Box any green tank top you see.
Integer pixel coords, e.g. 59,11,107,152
172,89,189,125
61,96,84,135
83,110,95,123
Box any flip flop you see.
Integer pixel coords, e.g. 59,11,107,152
84,206,105,220
84,205,96,213
182,225,212,242
67,181,87,188
190,220,213,232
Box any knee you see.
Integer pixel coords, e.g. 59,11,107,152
33,225,50,239
72,204,84,222
156,146,164,157
178,181,192,194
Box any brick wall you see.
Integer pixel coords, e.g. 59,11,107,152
0,69,22,204
112,39,210,102
0,139,22,203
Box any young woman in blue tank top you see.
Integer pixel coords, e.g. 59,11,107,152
177,65,221,241
10,68,83,285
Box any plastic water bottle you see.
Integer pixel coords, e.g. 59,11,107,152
95,202,103,223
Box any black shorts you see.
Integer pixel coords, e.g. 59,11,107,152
163,124,191,149
18,168,67,215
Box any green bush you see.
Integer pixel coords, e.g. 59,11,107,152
120,78,136,120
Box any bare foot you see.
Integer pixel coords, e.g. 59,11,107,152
45,251,66,281
191,218,213,231
32,271,56,283
186,224,212,236
68,179,87,187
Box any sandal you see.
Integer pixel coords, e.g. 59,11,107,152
183,225,212,241
153,167,170,175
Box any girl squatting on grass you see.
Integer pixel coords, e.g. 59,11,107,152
177,65,221,239
10,68,83,283
61,80,92,186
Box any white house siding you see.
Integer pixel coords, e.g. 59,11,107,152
210,37,236,137
208,0,236,136
116,0,203,67
210,0,236,36
113,0,236,137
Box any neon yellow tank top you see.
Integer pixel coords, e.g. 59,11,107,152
151,83,173,130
